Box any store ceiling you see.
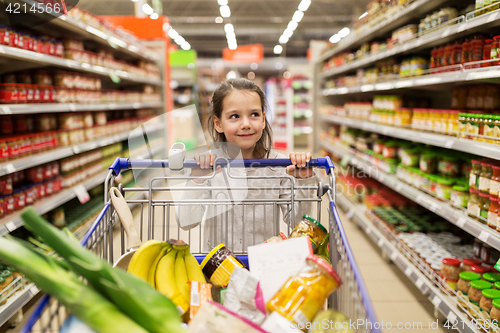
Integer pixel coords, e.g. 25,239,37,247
79,0,370,58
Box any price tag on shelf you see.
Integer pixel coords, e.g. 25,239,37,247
416,279,424,289
396,183,403,192
377,239,384,248
340,155,351,168
432,295,442,307
405,267,412,277
5,221,16,232
444,140,454,149
107,69,121,84
390,252,398,262
69,104,77,112
0,106,11,114
74,184,90,204
447,312,457,324
4,163,15,174
441,28,451,38
30,285,39,296
479,231,489,243
456,218,466,228
488,11,499,22
346,208,355,219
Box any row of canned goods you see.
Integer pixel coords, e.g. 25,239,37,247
0,162,60,196
0,132,58,161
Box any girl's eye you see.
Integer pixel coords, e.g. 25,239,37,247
229,114,239,119
251,112,261,117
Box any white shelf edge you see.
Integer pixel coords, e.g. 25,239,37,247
0,45,162,86
336,193,479,333
0,145,163,236
320,114,500,161
317,0,448,63
0,123,164,177
320,9,500,79
0,102,163,115
0,283,38,327
320,140,500,252
321,66,500,95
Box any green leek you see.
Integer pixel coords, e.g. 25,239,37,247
21,207,186,333
0,236,148,333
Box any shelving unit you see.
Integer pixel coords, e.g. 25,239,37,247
0,102,163,115
321,140,500,252
336,192,478,333
319,114,500,160
265,78,294,150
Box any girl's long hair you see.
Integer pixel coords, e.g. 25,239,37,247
207,78,273,158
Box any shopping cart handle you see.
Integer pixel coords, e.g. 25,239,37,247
110,156,335,175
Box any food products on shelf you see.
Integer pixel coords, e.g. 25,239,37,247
457,272,481,310
441,258,461,293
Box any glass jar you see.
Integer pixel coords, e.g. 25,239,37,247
470,280,493,318
471,36,485,66
436,177,455,200
484,273,500,284
452,185,470,208
492,36,500,66
491,166,500,196
484,115,496,142
480,162,493,194
489,196,500,230
382,141,398,159
0,83,18,103
448,110,460,135
373,139,385,155
470,190,482,216
463,258,482,272
441,257,462,294
290,215,328,245
484,39,494,67
480,192,492,222
480,289,500,324
458,272,481,311
438,156,460,177
420,153,437,174
266,255,342,327
459,113,468,138
491,299,500,332
471,160,482,189
400,147,420,167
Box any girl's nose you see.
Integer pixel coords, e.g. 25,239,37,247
241,117,251,128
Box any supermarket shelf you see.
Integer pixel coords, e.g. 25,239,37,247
320,140,500,252
317,0,450,63
336,193,478,333
0,102,163,115
0,45,162,86
0,283,38,328
0,123,164,177
319,114,500,160
320,9,500,79
321,66,500,96
0,145,163,236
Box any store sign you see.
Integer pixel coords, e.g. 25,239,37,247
223,44,264,63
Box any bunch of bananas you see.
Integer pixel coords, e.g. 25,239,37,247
127,239,206,315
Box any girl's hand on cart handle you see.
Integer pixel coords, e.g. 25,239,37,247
191,152,221,184
287,152,313,179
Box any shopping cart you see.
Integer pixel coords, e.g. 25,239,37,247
20,156,381,333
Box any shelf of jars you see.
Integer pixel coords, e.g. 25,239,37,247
320,6,500,79
319,114,500,161
0,45,162,86
7,0,157,62
0,102,163,115
0,121,164,177
0,144,163,236
320,139,500,252
321,61,500,96
335,192,482,333
318,0,450,63
0,275,38,328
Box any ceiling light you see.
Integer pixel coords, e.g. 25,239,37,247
142,4,154,15
168,29,179,39
250,63,258,70
150,13,158,19
292,11,304,22
329,34,341,43
279,35,289,44
283,28,293,38
181,42,191,50
220,5,231,17
247,72,255,79
338,27,350,38
215,17,223,23
175,36,186,45
298,0,311,12
274,45,283,54
226,71,237,79
226,32,236,40
224,23,234,33
287,21,298,31
217,0,227,5
359,11,368,20
228,44,237,50
275,62,283,70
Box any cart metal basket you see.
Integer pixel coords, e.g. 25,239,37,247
20,156,380,333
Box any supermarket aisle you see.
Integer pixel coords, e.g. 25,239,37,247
332,203,454,333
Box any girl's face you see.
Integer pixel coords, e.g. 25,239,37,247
214,90,265,157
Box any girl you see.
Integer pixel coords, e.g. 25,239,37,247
177,78,316,252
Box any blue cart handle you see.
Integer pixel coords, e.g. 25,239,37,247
110,156,334,176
